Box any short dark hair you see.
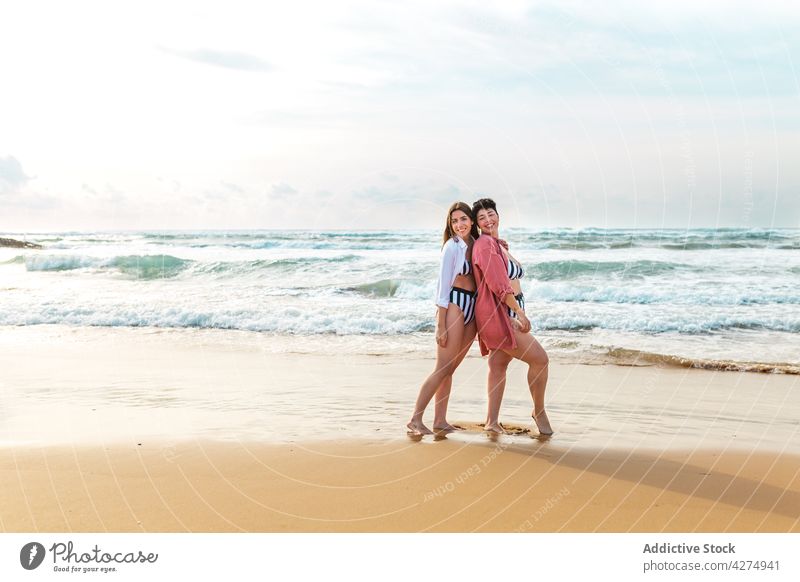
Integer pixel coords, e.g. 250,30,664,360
472,198,497,218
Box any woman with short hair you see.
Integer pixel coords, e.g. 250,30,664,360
471,198,553,435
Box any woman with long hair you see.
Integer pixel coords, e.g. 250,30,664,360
407,202,479,435
470,198,553,435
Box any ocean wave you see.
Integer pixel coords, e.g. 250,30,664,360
193,254,363,276
138,231,361,240
144,239,424,251
21,228,800,253
139,231,423,250
602,347,800,375
345,279,402,297
18,253,366,279
141,240,277,249
0,255,25,265
343,278,435,299
519,240,792,251
530,259,694,280
229,239,418,250
509,228,800,250
533,283,800,305
24,255,102,271
24,254,191,279
658,242,762,251
531,313,800,334
538,242,616,250
0,308,433,335
141,233,211,240
4,303,797,336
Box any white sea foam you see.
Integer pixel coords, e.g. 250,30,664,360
2,228,798,367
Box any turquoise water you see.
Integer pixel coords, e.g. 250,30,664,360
1,228,799,369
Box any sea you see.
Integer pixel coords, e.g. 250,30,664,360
1,228,799,372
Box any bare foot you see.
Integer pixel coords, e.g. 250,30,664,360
532,409,554,435
433,422,465,433
407,420,434,435
484,422,507,435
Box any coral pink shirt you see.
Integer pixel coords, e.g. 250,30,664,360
472,235,517,356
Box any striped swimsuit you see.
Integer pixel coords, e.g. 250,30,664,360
449,258,476,325
507,257,525,319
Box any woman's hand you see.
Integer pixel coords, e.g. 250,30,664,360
497,238,509,251
436,325,448,347
516,311,531,333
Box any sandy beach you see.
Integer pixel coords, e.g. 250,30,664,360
2,440,798,532
0,325,798,532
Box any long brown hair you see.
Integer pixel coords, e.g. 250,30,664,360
442,201,480,247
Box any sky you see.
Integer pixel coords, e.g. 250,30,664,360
1,0,799,231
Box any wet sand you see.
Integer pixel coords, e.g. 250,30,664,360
1,325,798,449
0,325,798,532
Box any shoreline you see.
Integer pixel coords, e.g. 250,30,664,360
0,324,796,376
1,324,798,450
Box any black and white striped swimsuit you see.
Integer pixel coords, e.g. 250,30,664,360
507,257,525,319
449,257,476,325
507,258,524,280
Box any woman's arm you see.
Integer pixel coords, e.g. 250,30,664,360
503,294,523,315
435,239,458,309
435,306,448,346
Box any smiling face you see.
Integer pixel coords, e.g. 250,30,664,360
475,207,499,237
450,209,473,240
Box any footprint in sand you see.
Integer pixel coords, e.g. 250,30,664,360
464,422,531,435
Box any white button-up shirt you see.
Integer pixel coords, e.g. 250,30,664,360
435,236,468,309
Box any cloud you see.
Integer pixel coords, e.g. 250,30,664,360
269,181,298,197
201,180,247,201
81,182,127,206
220,180,245,194
434,184,471,205
159,46,275,72
156,176,182,194
0,156,60,215
331,1,799,100
3,1,798,229
0,155,31,195
350,181,469,206
246,107,374,130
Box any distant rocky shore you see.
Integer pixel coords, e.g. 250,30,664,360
0,237,43,249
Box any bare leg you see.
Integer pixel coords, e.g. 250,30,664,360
433,320,476,431
407,305,466,435
485,349,513,433
432,376,456,431
503,331,552,435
